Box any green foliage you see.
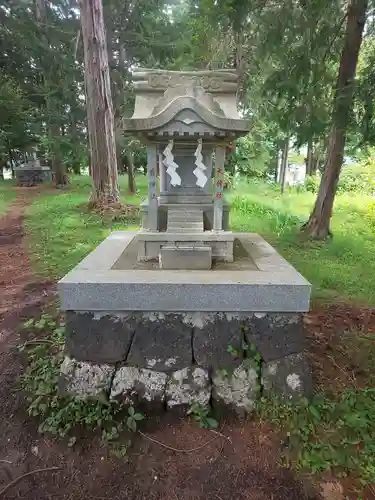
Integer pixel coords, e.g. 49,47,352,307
305,155,375,195
0,180,16,215
24,175,375,305
21,313,143,443
227,343,240,358
225,340,261,376
126,406,144,433
243,341,261,370
352,34,375,147
228,179,375,305
365,200,375,231
110,441,132,461
187,403,218,429
231,190,301,236
0,74,33,162
258,389,375,485
337,155,375,194
25,175,146,278
305,174,321,194
227,134,270,179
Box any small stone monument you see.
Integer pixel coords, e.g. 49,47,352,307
14,151,52,187
58,69,312,415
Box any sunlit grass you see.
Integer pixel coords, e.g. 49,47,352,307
25,175,147,278
229,179,375,304
25,174,375,305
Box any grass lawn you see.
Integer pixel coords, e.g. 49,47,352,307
0,180,16,215
26,174,375,305
25,175,144,278
229,180,375,305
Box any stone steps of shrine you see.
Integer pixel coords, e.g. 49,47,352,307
166,223,204,232
167,210,203,219
167,208,204,233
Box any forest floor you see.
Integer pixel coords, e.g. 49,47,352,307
0,179,374,499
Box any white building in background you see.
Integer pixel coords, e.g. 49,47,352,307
285,163,306,186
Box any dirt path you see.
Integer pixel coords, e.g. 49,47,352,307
0,188,53,346
0,189,318,500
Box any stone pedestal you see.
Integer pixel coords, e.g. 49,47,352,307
14,162,52,186
58,231,312,411
160,244,212,270
135,230,234,262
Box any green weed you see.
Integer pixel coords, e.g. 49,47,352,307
228,180,375,305
126,406,145,432
0,180,16,214
258,390,375,485
21,313,144,445
187,403,218,429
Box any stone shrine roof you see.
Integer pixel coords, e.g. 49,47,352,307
123,69,250,138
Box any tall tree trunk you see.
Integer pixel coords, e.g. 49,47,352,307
303,0,368,239
310,142,320,175
126,151,136,193
35,0,67,186
306,138,313,176
115,124,125,174
80,0,119,205
269,147,279,183
50,122,66,185
70,109,81,175
280,136,289,194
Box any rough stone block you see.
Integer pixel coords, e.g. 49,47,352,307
59,356,114,399
127,313,193,371
160,244,212,270
212,361,259,415
262,352,312,400
192,313,244,369
110,366,167,407
245,313,306,362
165,367,211,412
65,312,136,364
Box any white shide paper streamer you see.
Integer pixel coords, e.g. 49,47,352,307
163,140,181,186
193,138,208,188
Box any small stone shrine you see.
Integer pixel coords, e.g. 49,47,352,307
58,69,312,415
125,69,249,269
14,152,52,187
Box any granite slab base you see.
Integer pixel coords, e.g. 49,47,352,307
58,231,312,413
58,231,311,312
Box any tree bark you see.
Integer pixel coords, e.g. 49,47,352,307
70,109,81,175
126,150,136,193
280,136,289,194
303,0,368,239
35,0,67,187
116,142,125,175
306,138,313,176
80,0,119,205
269,147,279,183
50,122,66,185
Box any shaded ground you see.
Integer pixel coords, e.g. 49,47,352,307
0,188,373,499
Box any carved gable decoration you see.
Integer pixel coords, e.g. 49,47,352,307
123,68,250,139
